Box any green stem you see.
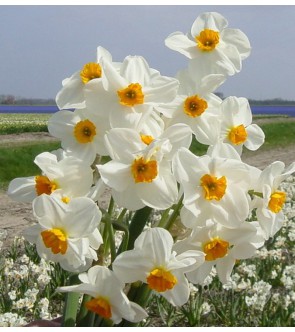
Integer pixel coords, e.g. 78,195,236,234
121,284,152,327
105,214,116,264
61,275,80,327
76,295,95,327
108,196,115,216
127,206,153,250
248,189,263,198
164,195,184,231
157,208,171,228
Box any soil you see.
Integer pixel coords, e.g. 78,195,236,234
0,119,294,249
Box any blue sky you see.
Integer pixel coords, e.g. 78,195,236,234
0,5,295,100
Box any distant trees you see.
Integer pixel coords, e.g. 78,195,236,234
0,95,55,105
0,94,294,106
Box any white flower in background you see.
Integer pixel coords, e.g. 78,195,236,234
23,194,103,273
172,147,251,228
98,128,182,210
58,265,147,324
7,150,93,203
48,108,110,164
253,161,295,239
85,55,179,129
173,222,263,284
159,68,223,145
165,12,251,76
213,96,265,155
56,46,112,110
112,227,204,306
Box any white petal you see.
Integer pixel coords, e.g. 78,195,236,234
56,71,86,110
98,161,132,192
7,176,37,202
216,255,235,284
245,124,265,151
165,32,197,59
63,197,101,237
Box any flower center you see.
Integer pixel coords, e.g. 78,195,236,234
61,196,70,204
41,228,68,255
203,237,229,261
140,134,154,145
196,29,220,52
117,83,144,107
85,297,112,319
74,119,96,143
146,267,178,292
35,175,59,196
131,157,158,183
183,95,208,117
228,124,248,145
80,62,102,84
268,191,286,213
200,174,227,201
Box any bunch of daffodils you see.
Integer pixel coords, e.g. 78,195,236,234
8,12,295,327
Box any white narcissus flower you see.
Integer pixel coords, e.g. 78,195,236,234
165,12,251,76
56,46,113,110
159,68,222,145
172,147,251,228
48,108,110,164
85,55,179,129
58,265,147,324
252,161,295,240
173,222,264,284
7,151,93,203
112,228,204,306
215,96,265,155
97,128,183,210
23,194,103,273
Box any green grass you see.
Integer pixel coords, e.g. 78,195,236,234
0,142,60,190
0,113,50,134
259,122,295,149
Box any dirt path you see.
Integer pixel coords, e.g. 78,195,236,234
0,120,294,250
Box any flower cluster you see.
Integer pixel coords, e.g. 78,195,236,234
7,12,295,326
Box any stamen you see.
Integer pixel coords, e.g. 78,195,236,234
80,62,102,84
196,29,220,52
147,267,177,292
117,83,144,106
268,191,286,213
131,157,158,183
203,237,229,261
35,175,58,196
85,297,112,319
41,228,67,255
140,134,154,145
228,125,248,145
74,119,96,143
183,95,208,117
200,174,227,201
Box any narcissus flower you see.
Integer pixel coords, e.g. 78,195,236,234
56,46,112,110
252,161,295,239
173,222,263,284
159,68,222,145
48,108,110,164
23,194,103,272
165,12,251,76
112,228,204,306
7,151,93,202
58,265,147,324
213,97,265,155
172,147,251,228
98,128,182,210
85,55,179,129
